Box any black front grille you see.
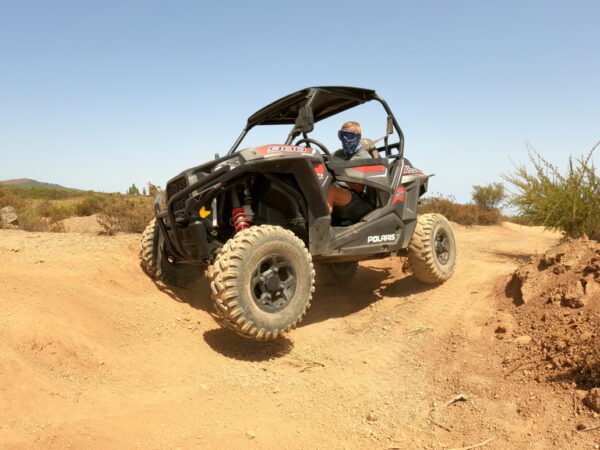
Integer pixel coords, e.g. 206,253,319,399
166,176,188,219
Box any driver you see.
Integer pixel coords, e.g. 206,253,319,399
326,121,375,221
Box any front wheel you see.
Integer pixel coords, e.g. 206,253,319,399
209,225,315,341
140,218,200,287
407,213,456,284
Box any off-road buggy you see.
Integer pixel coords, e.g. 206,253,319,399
141,86,456,341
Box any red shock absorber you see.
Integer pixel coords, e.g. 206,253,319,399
232,207,250,233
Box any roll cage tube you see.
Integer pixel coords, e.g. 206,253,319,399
373,95,405,158
226,91,405,159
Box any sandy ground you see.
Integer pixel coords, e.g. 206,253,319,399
1,222,599,449
61,215,103,234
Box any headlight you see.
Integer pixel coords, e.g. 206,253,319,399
213,156,243,172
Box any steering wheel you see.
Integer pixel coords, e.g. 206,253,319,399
294,138,331,156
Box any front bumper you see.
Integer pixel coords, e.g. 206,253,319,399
154,166,230,263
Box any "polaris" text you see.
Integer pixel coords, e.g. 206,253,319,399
367,234,396,243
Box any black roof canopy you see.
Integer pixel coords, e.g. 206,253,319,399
246,86,377,128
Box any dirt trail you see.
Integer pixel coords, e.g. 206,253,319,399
1,223,598,449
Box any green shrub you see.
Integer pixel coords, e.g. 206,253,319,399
472,182,506,209
75,195,104,216
503,143,600,240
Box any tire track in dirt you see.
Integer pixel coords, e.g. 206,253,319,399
405,224,561,337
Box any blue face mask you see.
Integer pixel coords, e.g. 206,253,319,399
338,129,362,155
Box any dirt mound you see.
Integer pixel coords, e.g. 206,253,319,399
506,237,600,307
504,238,600,411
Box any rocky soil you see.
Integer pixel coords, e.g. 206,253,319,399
502,238,600,423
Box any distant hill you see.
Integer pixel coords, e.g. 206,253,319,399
0,179,78,190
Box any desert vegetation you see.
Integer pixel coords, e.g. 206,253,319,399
504,142,600,241
0,183,156,233
4,147,600,239
96,194,154,235
421,143,600,238
419,182,506,226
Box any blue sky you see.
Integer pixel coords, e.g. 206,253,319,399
1,0,598,201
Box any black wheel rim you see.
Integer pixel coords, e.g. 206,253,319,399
434,229,451,265
251,254,296,313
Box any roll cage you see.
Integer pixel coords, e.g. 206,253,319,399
226,86,405,159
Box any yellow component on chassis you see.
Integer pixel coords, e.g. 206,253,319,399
199,206,211,218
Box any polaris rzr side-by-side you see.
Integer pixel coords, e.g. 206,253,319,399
141,86,456,341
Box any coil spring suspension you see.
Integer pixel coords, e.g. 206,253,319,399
232,207,250,233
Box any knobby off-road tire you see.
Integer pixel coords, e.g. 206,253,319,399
315,262,358,286
140,218,199,288
408,213,456,284
209,225,315,341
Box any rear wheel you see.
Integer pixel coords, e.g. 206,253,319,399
315,262,358,286
209,225,314,340
408,213,456,284
140,218,200,287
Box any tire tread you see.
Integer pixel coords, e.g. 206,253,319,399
208,225,314,340
139,218,198,287
407,213,456,284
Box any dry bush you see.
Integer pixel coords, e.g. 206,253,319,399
0,186,26,210
0,187,63,232
475,207,502,225
147,182,159,197
35,200,52,217
16,208,51,232
97,194,154,235
419,195,501,226
16,205,65,232
37,201,75,221
47,204,73,225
